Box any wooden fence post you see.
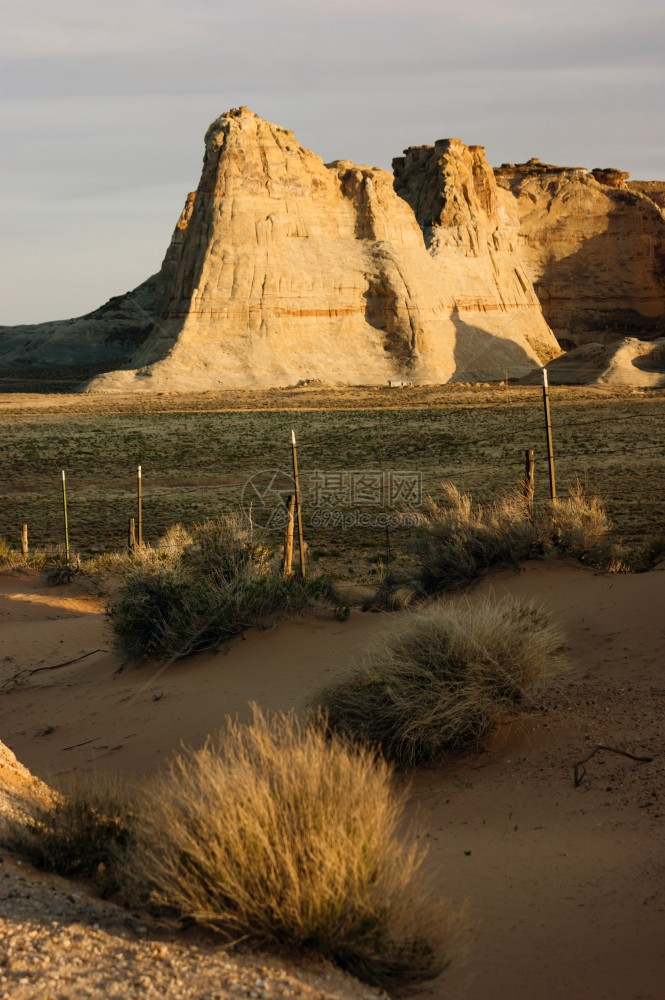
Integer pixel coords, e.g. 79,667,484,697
61,470,70,565
21,523,29,558
523,449,535,513
291,430,306,579
137,465,143,546
282,495,295,579
541,368,557,501
128,517,136,551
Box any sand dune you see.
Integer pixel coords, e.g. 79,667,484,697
1,561,664,999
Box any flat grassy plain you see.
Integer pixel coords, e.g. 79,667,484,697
1,384,664,572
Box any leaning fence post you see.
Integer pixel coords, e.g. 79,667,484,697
291,430,306,579
541,368,557,501
128,517,136,552
61,470,70,565
21,523,29,558
282,494,295,579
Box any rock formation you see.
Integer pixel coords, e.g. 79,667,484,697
2,109,664,389
495,160,665,349
0,739,52,830
84,108,557,391
0,276,156,368
521,336,665,388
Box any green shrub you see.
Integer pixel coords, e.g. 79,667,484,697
314,595,566,767
108,566,314,660
107,514,325,660
126,707,461,990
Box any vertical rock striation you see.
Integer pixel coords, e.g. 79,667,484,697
86,108,558,391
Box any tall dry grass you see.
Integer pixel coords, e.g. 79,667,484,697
314,595,567,767
413,485,536,592
542,483,611,557
413,482,612,593
126,707,461,990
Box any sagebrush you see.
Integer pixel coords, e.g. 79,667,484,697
107,514,325,659
314,595,567,766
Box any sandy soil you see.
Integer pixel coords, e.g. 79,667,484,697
1,561,664,999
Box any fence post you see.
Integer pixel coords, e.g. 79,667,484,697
291,430,306,578
523,449,535,512
21,523,29,557
128,517,136,552
137,465,143,546
61,470,70,565
541,368,557,501
282,494,295,579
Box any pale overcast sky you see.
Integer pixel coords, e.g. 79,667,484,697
1,0,663,325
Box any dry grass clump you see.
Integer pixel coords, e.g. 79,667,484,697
107,514,320,660
126,707,459,990
541,483,611,557
604,536,665,573
413,485,537,592
179,515,269,580
314,596,566,767
413,483,612,593
3,773,133,895
0,540,66,574
81,524,194,581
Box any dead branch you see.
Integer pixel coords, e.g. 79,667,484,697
27,649,107,675
574,743,654,787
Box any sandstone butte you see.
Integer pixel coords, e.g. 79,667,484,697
0,107,663,390
495,159,665,350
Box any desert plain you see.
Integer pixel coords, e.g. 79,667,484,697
1,382,664,560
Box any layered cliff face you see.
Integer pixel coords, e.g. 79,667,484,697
392,139,555,361
85,108,558,391
495,160,665,349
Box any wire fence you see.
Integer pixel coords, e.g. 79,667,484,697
3,383,664,558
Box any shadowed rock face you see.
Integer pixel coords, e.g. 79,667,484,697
495,161,665,349
0,276,158,369
85,108,557,391
9,110,665,390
